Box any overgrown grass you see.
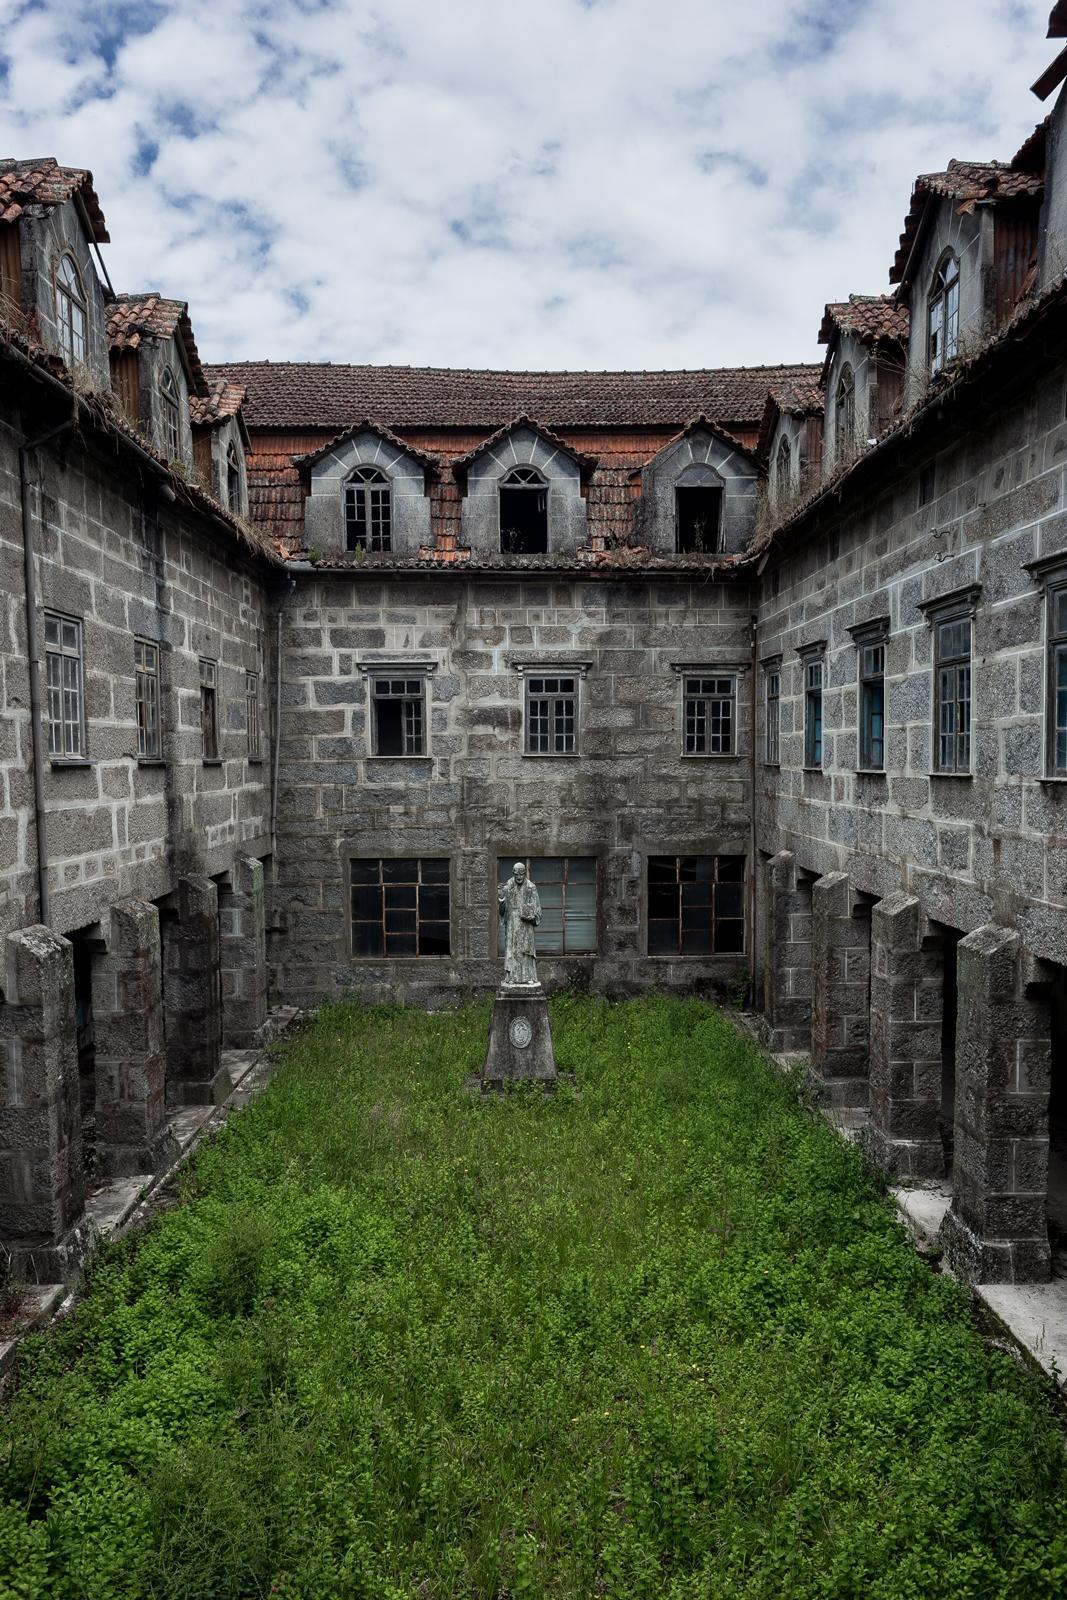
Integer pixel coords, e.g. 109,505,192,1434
1,997,1066,1598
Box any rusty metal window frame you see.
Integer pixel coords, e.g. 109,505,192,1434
45,610,85,758
134,637,161,760
350,857,451,958
647,854,746,957
344,466,392,552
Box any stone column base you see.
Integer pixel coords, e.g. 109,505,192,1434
480,985,557,1085
97,1123,180,1183
7,1214,97,1287
861,1123,945,1180
939,1203,1050,1286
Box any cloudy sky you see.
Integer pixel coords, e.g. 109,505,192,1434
0,0,1058,369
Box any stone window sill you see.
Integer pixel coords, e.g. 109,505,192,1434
1039,776,1067,786
521,752,580,760
369,753,431,761
802,766,824,774
349,955,453,962
202,758,224,767
246,756,265,764
137,758,167,767
646,954,747,961
763,761,781,770
50,757,92,768
680,753,742,761
930,770,973,780
855,769,888,779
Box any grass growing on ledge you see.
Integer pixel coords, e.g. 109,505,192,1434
2,997,1067,1598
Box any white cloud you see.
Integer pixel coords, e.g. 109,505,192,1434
0,0,1057,368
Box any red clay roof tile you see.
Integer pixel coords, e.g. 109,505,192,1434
0,157,108,241
890,161,1044,284
189,376,246,427
106,292,208,396
818,295,909,347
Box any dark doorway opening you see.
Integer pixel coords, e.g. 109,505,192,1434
1047,975,1067,1274
499,468,548,554
937,927,962,1173
69,927,96,1175
676,487,722,553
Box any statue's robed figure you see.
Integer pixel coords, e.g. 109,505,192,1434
498,861,541,987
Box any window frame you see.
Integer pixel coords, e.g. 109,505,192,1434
44,610,86,760
370,675,427,757
199,656,219,762
499,465,548,555
929,251,960,375
53,253,87,369
494,855,597,957
358,660,437,759
350,857,451,959
344,466,392,553
762,656,782,767
674,483,724,554
1048,579,1067,778
774,436,792,503
246,671,260,759
673,668,738,758
798,642,826,770
848,617,889,774
134,637,162,761
919,587,979,777
160,366,181,460
646,854,746,958
226,442,243,512
835,363,855,457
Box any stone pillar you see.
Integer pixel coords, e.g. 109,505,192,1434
760,850,813,1051
161,875,229,1106
940,925,1051,1284
0,926,88,1280
93,900,177,1178
218,857,268,1048
865,893,945,1178
809,872,871,1106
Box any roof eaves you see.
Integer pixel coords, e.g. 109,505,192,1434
293,418,442,476
449,413,599,479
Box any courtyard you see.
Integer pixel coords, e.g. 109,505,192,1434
1,998,1065,1599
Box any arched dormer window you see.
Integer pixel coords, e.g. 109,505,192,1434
344,465,391,552
499,465,547,554
775,436,792,501
226,441,243,512
929,251,960,373
835,363,855,456
54,254,87,368
160,367,181,460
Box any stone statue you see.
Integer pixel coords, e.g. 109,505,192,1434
498,861,542,987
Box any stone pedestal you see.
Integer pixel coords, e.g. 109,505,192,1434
809,872,871,1107
218,857,269,1048
161,875,229,1107
865,893,945,1179
480,985,557,1087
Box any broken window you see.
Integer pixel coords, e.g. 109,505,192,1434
227,442,243,512
496,857,596,955
135,637,161,759
525,675,577,754
859,641,886,771
45,612,85,758
675,486,722,553
934,616,972,773
351,857,450,957
803,654,824,768
765,665,781,765
835,363,855,456
775,437,792,502
344,467,391,552
499,466,548,554
54,254,86,368
647,855,745,956
1049,582,1067,777
160,367,181,460
929,252,960,373
199,657,219,760
371,676,425,756
682,675,735,756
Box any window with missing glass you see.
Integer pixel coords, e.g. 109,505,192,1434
160,367,181,460
45,612,84,758
525,674,577,755
929,252,960,374
934,615,972,774
835,363,855,456
371,676,425,756
765,663,781,765
496,857,596,955
802,651,824,768
54,254,86,368
227,442,243,512
682,674,735,756
135,638,161,759
199,658,219,760
246,672,260,758
647,855,745,956
344,467,391,552
1049,581,1067,777
351,858,450,957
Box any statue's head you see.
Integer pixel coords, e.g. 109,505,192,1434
513,861,526,883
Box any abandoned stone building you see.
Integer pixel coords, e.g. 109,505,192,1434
5,18,1067,1294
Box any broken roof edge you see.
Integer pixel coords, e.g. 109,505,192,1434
0,316,280,567
747,267,1067,571
292,547,748,579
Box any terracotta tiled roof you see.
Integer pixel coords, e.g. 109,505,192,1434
755,383,824,460
106,292,208,395
204,361,822,431
294,418,441,474
0,157,109,242
1012,117,1050,173
302,548,742,575
890,161,1044,284
818,295,909,347
189,376,246,427
450,414,599,478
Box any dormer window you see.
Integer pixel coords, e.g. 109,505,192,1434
344,466,391,552
676,485,722,553
929,252,960,373
500,466,547,555
835,364,855,456
54,254,87,368
226,442,242,512
160,367,181,459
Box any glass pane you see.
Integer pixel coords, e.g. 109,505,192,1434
352,922,384,957
530,858,564,882
715,883,744,920
386,932,417,957
420,859,449,884
1054,590,1067,637
648,920,677,955
713,920,745,955
565,916,596,953
382,859,419,883
351,860,379,884
383,884,417,909
351,886,380,919
567,858,595,882
566,881,596,913
648,857,675,883
679,924,712,955
648,883,677,918
419,885,449,920
419,923,450,955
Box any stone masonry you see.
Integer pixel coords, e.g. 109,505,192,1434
760,851,813,1051
809,872,871,1107
161,876,228,1106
